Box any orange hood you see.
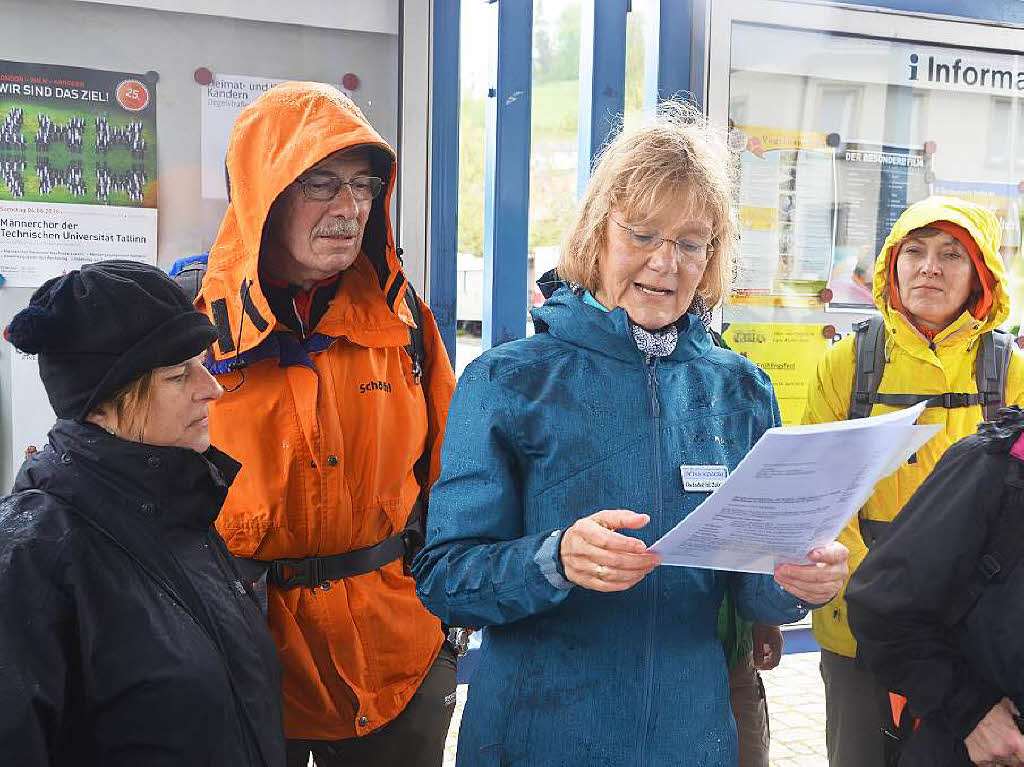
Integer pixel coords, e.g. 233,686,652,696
198,81,408,360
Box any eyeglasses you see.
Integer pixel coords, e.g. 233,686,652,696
294,173,383,202
610,217,714,263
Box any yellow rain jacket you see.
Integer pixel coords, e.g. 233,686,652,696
196,83,456,738
805,196,1024,658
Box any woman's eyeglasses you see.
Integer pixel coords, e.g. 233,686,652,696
294,173,384,202
610,217,713,263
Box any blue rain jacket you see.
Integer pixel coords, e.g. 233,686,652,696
413,285,807,766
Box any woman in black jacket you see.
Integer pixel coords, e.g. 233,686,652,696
0,260,285,766
847,406,1024,767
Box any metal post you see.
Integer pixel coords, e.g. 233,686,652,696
428,0,461,362
482,0,533,349
644,0,696,109
577,0,627,197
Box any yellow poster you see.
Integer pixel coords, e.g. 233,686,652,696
721,322,828,426
729,126,835,305
734,126,829,158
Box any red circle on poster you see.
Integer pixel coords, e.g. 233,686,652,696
116,79,150,112
194,67,214,86
818,288,834,304
342,73,361,91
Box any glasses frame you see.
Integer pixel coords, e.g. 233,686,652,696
609,217,714,263
294,172,384,202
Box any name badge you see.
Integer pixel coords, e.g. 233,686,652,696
680,464,728,492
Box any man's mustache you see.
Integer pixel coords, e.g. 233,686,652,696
313,218,362,237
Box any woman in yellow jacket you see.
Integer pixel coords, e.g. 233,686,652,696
803,196,1024,767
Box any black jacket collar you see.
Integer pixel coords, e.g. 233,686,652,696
15,419,241,533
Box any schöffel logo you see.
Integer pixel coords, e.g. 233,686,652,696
908,52,1024,91
360,380,392,394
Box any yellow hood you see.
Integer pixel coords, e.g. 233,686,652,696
199,81,409,360
872,195,1010,335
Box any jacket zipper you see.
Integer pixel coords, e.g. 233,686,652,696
291,296,307,340
638,354,661,765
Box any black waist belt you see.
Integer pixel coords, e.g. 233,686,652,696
267,533,409,589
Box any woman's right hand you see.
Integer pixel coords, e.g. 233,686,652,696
559,509,659,592
965,698,1024,766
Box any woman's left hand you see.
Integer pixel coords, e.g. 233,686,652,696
773,542,849,605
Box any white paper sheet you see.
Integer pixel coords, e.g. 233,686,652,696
649,402,939,573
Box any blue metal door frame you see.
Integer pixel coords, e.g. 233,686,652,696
482,0,533,350
429,0,461,362
577,0,628,197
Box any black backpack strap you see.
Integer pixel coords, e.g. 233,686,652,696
942,456,1024,629
403,282,426,385
400,280,430,563
850,316,887,419
868,392,989,409
850,320,1010,417
977,330,1014,422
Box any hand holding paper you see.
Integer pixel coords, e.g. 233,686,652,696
650,402,937,574
773,542,849,604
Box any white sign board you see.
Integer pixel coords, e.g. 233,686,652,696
0,202,157,287
201,73,285,200
732,23,1024,98
10,349,55,479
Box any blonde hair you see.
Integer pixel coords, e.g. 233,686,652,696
558,100,737,308
96,372,156,442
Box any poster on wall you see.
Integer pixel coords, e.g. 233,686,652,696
721,322,828,426
0,59,158,288
826,142,930,310
729,126,836,306
201,73,284,200
932,178,1021,261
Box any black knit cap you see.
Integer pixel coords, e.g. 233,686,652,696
6,259,218,420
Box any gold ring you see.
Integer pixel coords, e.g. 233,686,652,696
594,564,606,579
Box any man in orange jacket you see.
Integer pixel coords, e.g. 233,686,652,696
193,82,457,766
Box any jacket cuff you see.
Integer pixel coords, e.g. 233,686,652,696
534,529,573,591
945,682,1004,740
765,579,810,622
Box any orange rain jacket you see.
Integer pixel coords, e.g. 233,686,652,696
195,82,456,740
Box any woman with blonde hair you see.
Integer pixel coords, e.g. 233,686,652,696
413,102,848,765
0,260,284,766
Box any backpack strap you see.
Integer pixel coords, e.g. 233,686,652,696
942,453,1024,629
400,281,431,564
977,330,1014,422
851,321,1012,418
403,282,426,385
850,316,888,420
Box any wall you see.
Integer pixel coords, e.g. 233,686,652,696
0,0,399,491
74,0,399,34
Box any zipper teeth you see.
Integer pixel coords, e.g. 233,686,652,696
638,357,661,764
292,296,307,338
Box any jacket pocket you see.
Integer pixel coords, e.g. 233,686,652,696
218,518,271,559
